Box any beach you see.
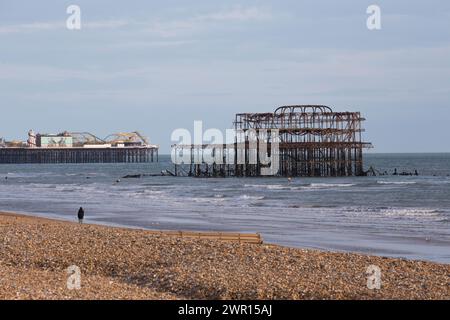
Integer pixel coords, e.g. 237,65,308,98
0,212,448,300
1,156,449,264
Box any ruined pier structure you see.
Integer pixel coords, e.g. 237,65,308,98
173,105,372,177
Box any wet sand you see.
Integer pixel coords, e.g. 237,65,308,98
0,212,448,300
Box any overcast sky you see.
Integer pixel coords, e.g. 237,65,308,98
1,0,449,153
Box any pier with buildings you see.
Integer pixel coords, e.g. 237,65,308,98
0,131,158,164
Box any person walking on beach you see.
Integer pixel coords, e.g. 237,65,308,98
77,207,84,224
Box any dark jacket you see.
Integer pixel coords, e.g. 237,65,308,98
77,207,84,220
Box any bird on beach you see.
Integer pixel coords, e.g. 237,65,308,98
77,207,85,224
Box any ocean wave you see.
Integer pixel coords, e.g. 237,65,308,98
190,197,226,203
244,183,355,191
377,181,417,185
212,187,238,192
306,183,356,189
3,172,55,178
381,208,441,217
135,189,164,195
347,206,442,218
244,184,288,190
238,194,265,200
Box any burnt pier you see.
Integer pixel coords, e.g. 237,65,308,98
173,105,372,177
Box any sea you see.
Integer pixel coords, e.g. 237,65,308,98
0,153,449,263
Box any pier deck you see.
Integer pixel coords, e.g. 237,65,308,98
0,147,158,164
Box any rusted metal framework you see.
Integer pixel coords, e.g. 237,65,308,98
173,105,372,177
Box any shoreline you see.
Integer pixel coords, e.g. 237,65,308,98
0,211,449,300
3,209,447,265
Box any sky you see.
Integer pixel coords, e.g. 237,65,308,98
0,0,449,153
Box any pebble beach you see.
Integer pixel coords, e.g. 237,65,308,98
0,212,448,300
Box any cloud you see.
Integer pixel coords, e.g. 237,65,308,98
144,6,272,37
0,63,154,82
104,39,195,49
2,44,449,106
194,6,272,22
83,20,130,29
0,22,63,34
0,6,272,36
0,19,131,34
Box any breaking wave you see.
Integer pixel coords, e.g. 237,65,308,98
307,183,356,189
377,181,417,185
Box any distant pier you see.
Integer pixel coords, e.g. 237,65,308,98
0,146,158,164
0,130,159,164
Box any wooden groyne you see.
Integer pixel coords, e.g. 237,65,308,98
150,230,263,244
0,147,158,164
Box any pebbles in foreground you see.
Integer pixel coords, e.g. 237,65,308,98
0,213,448,300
